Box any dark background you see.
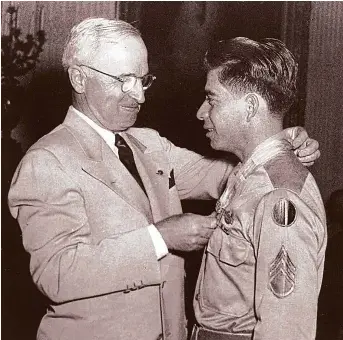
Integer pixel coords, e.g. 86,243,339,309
2,2,342,339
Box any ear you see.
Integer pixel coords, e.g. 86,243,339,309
245,93,259,122
68,66,87,94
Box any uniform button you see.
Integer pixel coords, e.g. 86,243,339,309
123,285,131,294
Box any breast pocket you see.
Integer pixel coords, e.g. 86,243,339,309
218,228,250,266
199,224,253,317
207,223,250,266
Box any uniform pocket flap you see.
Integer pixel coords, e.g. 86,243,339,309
219,234,250,267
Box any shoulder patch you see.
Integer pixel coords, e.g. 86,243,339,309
272,198,296,227
264,152,309,194
269,245,296,298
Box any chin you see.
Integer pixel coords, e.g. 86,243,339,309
121,119,137,131
210,139,221,151
112,116,137,131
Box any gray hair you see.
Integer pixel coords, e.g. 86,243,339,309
62,17,141,70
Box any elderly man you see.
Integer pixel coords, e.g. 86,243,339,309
8,18,319,340
192,37,327,340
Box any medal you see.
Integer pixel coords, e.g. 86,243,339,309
215,176,236,231
224,210,233,224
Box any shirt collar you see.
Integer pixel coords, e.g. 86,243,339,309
236,131,293,183
71,106,118,154
218,132,292,210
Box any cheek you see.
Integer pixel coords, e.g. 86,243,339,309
102,89,125,109
87,83,112,108
211,110,226,130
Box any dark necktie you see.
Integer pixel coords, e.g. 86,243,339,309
115,134,147,196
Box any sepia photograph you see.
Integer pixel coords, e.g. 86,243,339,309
2,1,343,339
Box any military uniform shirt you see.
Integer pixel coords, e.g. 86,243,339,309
193,132,327,340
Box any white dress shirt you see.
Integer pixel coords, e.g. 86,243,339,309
73,106,168,260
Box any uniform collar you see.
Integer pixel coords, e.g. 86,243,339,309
218,132,292,209
236,131,292,184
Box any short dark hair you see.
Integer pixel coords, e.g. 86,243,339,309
204,37,298,116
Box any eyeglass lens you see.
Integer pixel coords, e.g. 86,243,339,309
122,74,155,92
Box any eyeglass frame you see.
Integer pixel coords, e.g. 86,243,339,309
78,64,156,92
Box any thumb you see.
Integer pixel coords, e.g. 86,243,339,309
208,211,217,217
206,214,217,229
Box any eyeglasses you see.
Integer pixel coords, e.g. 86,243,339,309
79,64,156,93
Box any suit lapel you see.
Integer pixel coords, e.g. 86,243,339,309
63,108,153,220
102,144,153,222
124,132,171,222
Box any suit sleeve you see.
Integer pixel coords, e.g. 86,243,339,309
8,149,161,304
157,134,234,200
252,188,327,340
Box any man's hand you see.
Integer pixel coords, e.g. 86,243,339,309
284,126,321,166
156,213,216,252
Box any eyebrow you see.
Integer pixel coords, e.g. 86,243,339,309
120,72,138,77
120,71,150,77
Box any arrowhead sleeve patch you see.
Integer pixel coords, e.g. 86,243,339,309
269,245,296,298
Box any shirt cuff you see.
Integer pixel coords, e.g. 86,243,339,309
147,224,169,260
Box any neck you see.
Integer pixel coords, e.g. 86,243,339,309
72,92,87,116
240,118,283,163
72,92,103,128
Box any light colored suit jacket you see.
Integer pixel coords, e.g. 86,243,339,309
8,107,233,340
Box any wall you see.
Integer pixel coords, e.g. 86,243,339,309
305,1,343,202
306,7,343,337
135,1,283,156
2,1,120,150
2,1,120,71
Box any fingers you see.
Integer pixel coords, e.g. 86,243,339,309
196,219,216,234
296,139,319,157
194,215,217,239
291,127,308,149
200,226,215,239
283,126,306,148
209,217,217,229
297,150,320,167
293,135,320,167
158,214,217,251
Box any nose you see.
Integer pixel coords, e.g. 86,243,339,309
196,101,210,121
129,81,145,104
